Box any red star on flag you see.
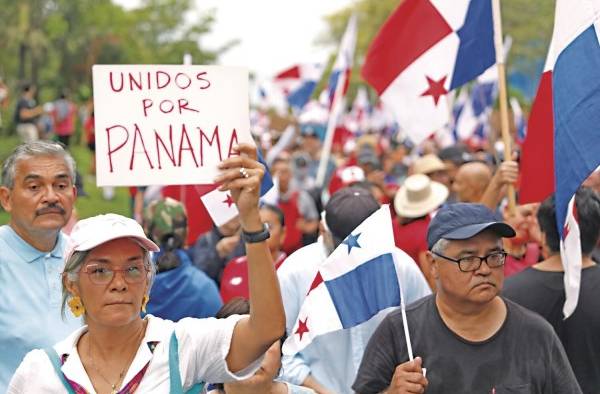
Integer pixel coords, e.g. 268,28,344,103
222,194,234,207
295,317,309,341
420,75,448,105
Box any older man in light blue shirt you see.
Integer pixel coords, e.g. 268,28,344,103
0,141,81,392
277,187,431,394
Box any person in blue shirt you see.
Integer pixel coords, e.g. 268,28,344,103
277,186,431,394
143,197,223,321
0,141,81,392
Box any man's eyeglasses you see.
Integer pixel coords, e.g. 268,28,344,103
431,251,507,272
80,263,148,285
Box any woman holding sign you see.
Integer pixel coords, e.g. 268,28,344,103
8,144,285,394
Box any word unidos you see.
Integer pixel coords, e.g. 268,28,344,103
109,70,211,92
104,123,239,172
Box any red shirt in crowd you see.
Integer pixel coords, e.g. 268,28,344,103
278,191,303,255
392,215,431,267
220,252,287,303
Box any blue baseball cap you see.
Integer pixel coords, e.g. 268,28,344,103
427,203,515,249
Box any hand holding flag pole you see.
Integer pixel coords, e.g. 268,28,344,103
492,0,516,215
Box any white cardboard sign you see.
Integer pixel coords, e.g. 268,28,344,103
92,65,252,186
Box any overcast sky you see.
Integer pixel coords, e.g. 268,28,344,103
116,0,354,79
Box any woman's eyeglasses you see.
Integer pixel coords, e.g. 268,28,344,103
80,263,148,285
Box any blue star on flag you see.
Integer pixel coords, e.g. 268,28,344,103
342,232,361,254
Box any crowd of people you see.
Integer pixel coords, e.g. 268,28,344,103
1,91,600,393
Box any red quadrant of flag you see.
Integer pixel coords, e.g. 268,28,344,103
361,0,452,94
519,71,555,204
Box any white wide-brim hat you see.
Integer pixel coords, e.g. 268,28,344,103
394,174,449,218
65,213,159,262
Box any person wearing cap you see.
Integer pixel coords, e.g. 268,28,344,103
357,146,397,204
8,144,286,393
437,145,470,184
142,197,223,321
0,141,80,392
393,174,449,289
278,186,430,394
503,188,600,393
411,154,451,192
353,203,581,394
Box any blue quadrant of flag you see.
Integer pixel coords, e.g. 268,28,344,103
450,0,495,89
552,25,600,236
325,253,400,329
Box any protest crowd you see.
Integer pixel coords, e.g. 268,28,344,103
1,1,600,394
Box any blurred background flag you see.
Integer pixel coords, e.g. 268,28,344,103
326,14,358,106
286,63,324,111
273,63,323,111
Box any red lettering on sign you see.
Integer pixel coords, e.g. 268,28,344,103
105,125,129,172
154,127,176,169
178,124,199,167
109,72,124,92
130,124,155,170
199,126,222,166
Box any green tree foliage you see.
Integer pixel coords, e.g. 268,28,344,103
0,0,227,103
322,0,554,103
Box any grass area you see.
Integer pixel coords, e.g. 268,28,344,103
0,135,131,225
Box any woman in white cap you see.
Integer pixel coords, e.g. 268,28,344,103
8,144,285,394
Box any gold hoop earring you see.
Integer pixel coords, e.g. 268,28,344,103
141,294,150,313
68,296,85,317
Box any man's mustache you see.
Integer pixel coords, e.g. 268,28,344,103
36,204,66,216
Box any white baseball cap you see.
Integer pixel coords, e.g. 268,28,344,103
65,213,159,262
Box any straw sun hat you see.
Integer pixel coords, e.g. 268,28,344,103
394,174,449,218
412,154,447,175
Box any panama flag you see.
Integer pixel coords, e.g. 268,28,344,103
283,205,404,355
200,151,274,227
520,0,600,317
327,14,358,106
274,64,323,111
361,0,495,144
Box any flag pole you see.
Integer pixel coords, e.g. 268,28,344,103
316,68,346,188
393,252,415,361
492,0,516,214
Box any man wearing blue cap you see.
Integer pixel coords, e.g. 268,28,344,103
353,203,582,393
